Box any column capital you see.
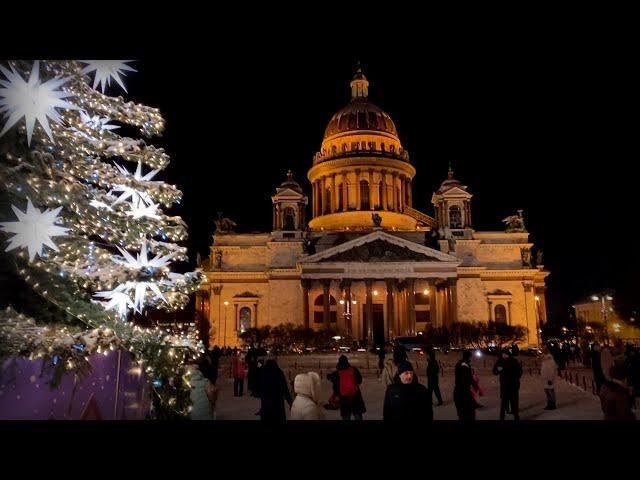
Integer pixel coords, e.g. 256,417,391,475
212,285,223,295
339,279,352,289
364,279,374,287
301,279,312,289
322,279,332,288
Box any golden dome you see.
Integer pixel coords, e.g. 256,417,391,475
323,99,399,139
316,67,407,165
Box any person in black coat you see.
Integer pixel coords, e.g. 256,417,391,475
392,343,408,365
454,350,478,420
383,361,433,422
591,344,605,394
258,359,293,421
246,344,262,397
493,348,523,420
426,348,443,406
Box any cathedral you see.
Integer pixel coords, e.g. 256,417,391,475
196,68,549,348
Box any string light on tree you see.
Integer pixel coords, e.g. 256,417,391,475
0,60,204,419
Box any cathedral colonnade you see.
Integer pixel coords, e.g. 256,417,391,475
300,277,458,345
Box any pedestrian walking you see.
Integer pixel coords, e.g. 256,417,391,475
327,354,366,420
600,363,636,420
540,347,558,410
259,359,293,421
454,350,478,421
493,348,523,420
383,361,433,422
290,371,324,420
426,348,443,406
230,351,247,397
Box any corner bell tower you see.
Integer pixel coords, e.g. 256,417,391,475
271,170,307,240
431,165,474,240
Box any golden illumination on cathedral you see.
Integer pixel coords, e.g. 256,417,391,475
196,66,550,350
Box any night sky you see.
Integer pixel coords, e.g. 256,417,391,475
88,39,635,322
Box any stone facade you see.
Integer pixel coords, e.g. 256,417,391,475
197,69,549,348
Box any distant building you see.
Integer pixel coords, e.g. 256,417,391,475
196,68,549,348
573,296,640,344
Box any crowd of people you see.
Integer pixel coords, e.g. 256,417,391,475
188,340,639,422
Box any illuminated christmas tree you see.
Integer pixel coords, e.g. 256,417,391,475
0,60,203,418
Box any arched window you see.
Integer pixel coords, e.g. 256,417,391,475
239,307,252,333
282,206,295,230
313,294,338,324
495,304,507,324
449,206,462,228
360,180,370,210
337,183,343,211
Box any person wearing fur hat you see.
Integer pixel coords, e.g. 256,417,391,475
327,355,366,420
454,350,478,420
599,363,636,420
493,347,523,420
383,361,433,421
540,346,558,410
290,372,325,420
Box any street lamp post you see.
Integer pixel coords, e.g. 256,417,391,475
340,294,357,342
591,294,613,346
534,296,542,347
223,301,229,348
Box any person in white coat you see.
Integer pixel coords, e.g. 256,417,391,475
188,364,217,420
290,372,325,420
540,348,558,410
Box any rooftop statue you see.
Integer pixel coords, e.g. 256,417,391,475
371,212,383,227
502,209,527,233
214,212,237,233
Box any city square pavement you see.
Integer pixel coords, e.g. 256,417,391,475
201,353,606,420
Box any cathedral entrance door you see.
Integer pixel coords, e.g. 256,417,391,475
369,304,385,348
